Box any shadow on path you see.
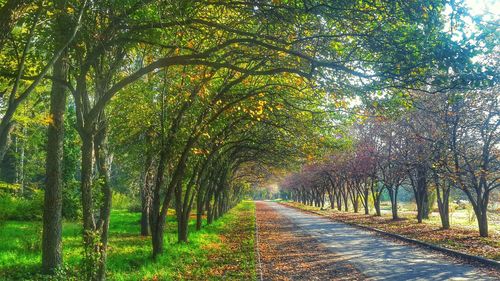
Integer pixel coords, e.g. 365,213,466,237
256,201,363,280
269,202,497,281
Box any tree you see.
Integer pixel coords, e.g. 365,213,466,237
0,0,481,279
0,1,86,162
445,88,499,237
41,0,87,273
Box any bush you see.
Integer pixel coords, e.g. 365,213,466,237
0,181,21,194
0,190,44,221
127,200,142,213
62,180,82,221
112,191,133,210
0,195,14,221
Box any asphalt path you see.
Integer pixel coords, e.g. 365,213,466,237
262,201,496,281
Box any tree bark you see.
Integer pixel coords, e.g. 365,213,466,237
411,164,429,223
196,200,203,231
0,122,14,162
151,217,166,259
477,208,488,238
81,132,95,229
140,154,154,236
371,181,382,216
474,190,490,237
388,186,399,220
434,174,450,229
363,187,369,215
41,54,68,273
150,150,167,259
94,121,112,281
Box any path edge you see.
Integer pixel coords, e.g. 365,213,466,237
254,201,264,281
279,202,500,270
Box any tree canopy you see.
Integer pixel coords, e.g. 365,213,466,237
0,0,497,280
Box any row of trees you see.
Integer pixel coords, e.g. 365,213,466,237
281,86,499,237
0,0,493,279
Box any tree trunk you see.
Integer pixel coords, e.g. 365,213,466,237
328,191,335,209
196,209,203,231
374,197,381,216
41,55,68,273
371,181,382,216
422,191,430,219
477,210,488,238
413,165,429,223
175,180,189,243
178,217,188,242
81,132,95,238
213,195,219,220
195,182,206,231
17,126,25,193
0,121,14,163
438,200,450,230
388,186,399,220
435,176,450,230
352,190,359,213
79,131,100,281
363,188,369,215
336,192,342,211
342,191,348,212
475,188,490,237
149,148,167,259
474,195,489,238
207,204,213,224
140,155,154,236
140,199,151,236
151,218,165,259
94,122,112,281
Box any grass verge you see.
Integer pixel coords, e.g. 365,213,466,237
0,201,256,280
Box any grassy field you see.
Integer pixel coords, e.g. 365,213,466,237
0,201,256,280
282,201,500,261
377,201,500,234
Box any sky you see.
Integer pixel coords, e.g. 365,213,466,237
465,0,499,18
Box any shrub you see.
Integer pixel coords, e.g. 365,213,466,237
21,190,44,220
0,195,15,222
0,181,21,194
112,191,132,210
63,180,82,221
127,200,142,213
0,190,44,221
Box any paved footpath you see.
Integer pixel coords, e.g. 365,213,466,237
260,201,498,281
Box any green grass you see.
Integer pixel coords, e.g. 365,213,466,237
0,201,256,280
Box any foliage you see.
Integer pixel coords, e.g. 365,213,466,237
0,190,44,221
0,0,497,277
111,191,133,210
62,180,82,221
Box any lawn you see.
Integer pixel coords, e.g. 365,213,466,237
282,201,500,261
0,201,256,280
377,201,500,234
